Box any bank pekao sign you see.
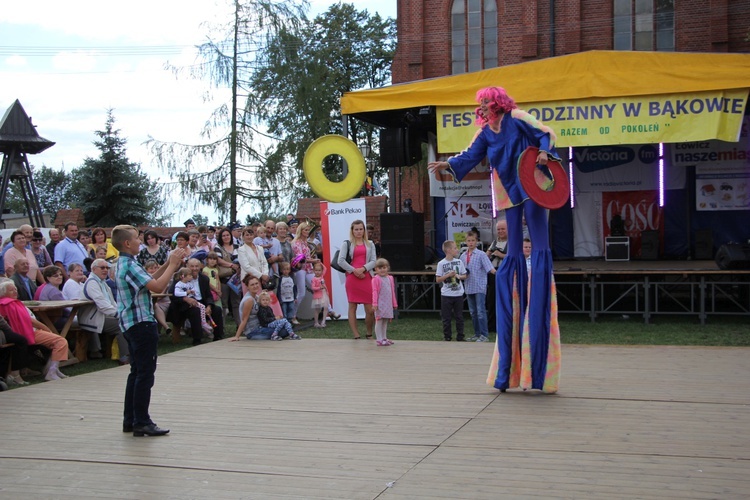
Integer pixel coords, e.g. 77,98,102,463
319,199,366,319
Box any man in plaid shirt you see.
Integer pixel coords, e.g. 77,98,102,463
112,225,187,437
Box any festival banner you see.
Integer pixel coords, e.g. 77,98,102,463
444,195,495,247
437,89,748,151
319,198,366,320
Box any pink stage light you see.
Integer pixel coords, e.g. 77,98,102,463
568,147,575,208
490,170,497,218
659,143,665,207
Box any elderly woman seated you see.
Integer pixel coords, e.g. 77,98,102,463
0,279,69,381
0,313,31,386
34,265,71,332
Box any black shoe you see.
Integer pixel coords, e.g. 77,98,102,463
133,424,170,437
444,338,452,341
192,339,202,346
123,423,133,433
457,337,466,342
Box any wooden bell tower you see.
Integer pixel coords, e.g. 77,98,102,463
0,100,55,228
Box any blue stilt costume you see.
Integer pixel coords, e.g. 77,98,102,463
445,108,562,393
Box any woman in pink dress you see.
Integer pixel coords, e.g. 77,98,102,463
337,220,376,339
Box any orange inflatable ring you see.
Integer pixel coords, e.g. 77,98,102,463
303,135,366,203
518,146,570,210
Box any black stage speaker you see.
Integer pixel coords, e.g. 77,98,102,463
694,229,714,259
380,128,422,168
715,243,750,270
404,127,422,165
380,128,404,169
640,230,659,260
380,212,425,271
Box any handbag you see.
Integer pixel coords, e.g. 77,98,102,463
291,253,307,270
262,275,278,291
218,265,234,279
330,240,351,273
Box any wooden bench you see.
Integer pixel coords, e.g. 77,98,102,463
74,329,117,363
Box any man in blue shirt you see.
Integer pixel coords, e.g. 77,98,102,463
54,222,89,280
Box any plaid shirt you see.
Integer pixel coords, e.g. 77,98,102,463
460,249,495,295
115,252,155,331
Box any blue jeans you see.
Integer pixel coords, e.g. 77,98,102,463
281,301,296,322
245,326,275,340
466,292,488,338
123,321,159,428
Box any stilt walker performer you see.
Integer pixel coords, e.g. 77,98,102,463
429,86,562,393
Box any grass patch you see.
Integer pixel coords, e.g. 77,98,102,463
292,312,750,346
8,334,193,389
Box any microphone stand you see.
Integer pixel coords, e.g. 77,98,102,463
435,191,469,225
433,191,469,250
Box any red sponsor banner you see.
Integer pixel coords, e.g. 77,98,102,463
602,190,663,258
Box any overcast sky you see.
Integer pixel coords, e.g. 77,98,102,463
0,0,396,225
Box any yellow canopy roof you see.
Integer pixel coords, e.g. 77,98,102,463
341,50,750,115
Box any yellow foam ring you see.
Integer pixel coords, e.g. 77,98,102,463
303,135,366,203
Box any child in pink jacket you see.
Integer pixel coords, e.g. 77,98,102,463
371,258,397,346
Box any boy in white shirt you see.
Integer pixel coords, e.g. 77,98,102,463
435,240,468,341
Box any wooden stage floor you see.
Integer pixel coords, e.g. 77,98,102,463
1,340,749,499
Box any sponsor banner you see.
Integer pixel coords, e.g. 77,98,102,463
430,155,491,198
672,115,749,168
602,190,663,258
694,166,750,211
437,89,748,151
574,144,685,193
670,116,750,211
320,199,366,319
574,191,663,258
444,196,495,247
428,133,490,198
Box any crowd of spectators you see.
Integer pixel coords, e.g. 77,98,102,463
0,215,334,388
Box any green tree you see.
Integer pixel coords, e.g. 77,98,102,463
5,165,76,221
74,110,170,227
191,214,209,226
250,4,396,203
34,166,77,220
148,0,307,223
